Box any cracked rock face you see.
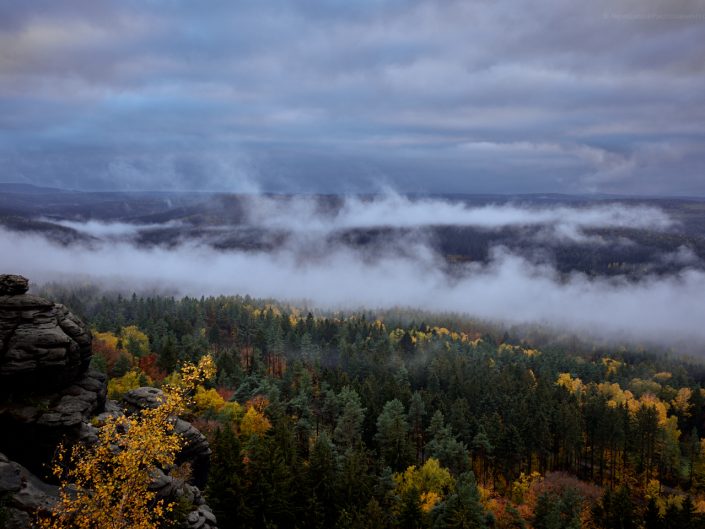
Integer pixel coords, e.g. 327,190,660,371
0,274,92,393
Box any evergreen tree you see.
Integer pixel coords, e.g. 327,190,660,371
206,427,247,529
307,432,339,528
376,399,412,471
335,387,366,449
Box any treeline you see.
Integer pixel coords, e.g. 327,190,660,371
41,284,705,528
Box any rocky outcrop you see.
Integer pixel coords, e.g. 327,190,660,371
0,273,101,478
0,370,106,476
0,275,92,393
0,275,218,529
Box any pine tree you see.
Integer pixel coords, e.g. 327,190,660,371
376,399,411,471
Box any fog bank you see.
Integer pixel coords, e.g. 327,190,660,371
243,193,675,235
2,217,704,348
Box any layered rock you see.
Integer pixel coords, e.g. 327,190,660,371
0,275,92,393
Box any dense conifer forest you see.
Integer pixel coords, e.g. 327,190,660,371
38,284,705,528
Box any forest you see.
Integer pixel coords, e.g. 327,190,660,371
29,282,705,529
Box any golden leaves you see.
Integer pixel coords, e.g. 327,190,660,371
40,355,216,529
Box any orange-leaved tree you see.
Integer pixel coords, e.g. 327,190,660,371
40,355,217,529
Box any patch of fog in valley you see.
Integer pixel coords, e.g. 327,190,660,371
2,194,705,349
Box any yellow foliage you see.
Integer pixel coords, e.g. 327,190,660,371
498,343,518,355
221,401,243,422
107,370,147,400
93,331,118,350
660,494,684,515
239,405,271,437
645,478,661,501
511,471,542,504
41,355,216,529
596,382,632,408
420,491,442,513
672,387,693,417
628,378,662,398
628,393,669,426
556,373,583,394
476,483,492,504
394,458,454,512
602,357,622,376
653,371,673,382
193,387,226,414
120,325,150,357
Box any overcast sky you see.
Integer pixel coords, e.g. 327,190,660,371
1,0,704,194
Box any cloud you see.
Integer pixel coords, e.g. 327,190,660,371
43,219,183,238
2,197,703,348
1,0,704,193
242,193,675,239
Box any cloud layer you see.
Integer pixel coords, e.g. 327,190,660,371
1,1,704,194
243,193,675,234
2,197,704,348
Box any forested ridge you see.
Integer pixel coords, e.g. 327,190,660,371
37,284,705,528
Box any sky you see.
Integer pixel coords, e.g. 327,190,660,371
1,0,704,194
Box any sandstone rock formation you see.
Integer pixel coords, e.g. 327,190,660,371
0,274,218,529
0,274,92,392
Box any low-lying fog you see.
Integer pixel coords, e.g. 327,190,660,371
2,194,704,349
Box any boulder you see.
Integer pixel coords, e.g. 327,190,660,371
0,275,29,296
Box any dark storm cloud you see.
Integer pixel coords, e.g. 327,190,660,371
1,0,704,193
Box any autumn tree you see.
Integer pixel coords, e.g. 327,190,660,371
40,356,216,529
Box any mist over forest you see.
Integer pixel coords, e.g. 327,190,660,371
4,1,705,527
3,184,705,349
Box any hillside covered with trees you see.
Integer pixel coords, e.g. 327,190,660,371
35,284,705,529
